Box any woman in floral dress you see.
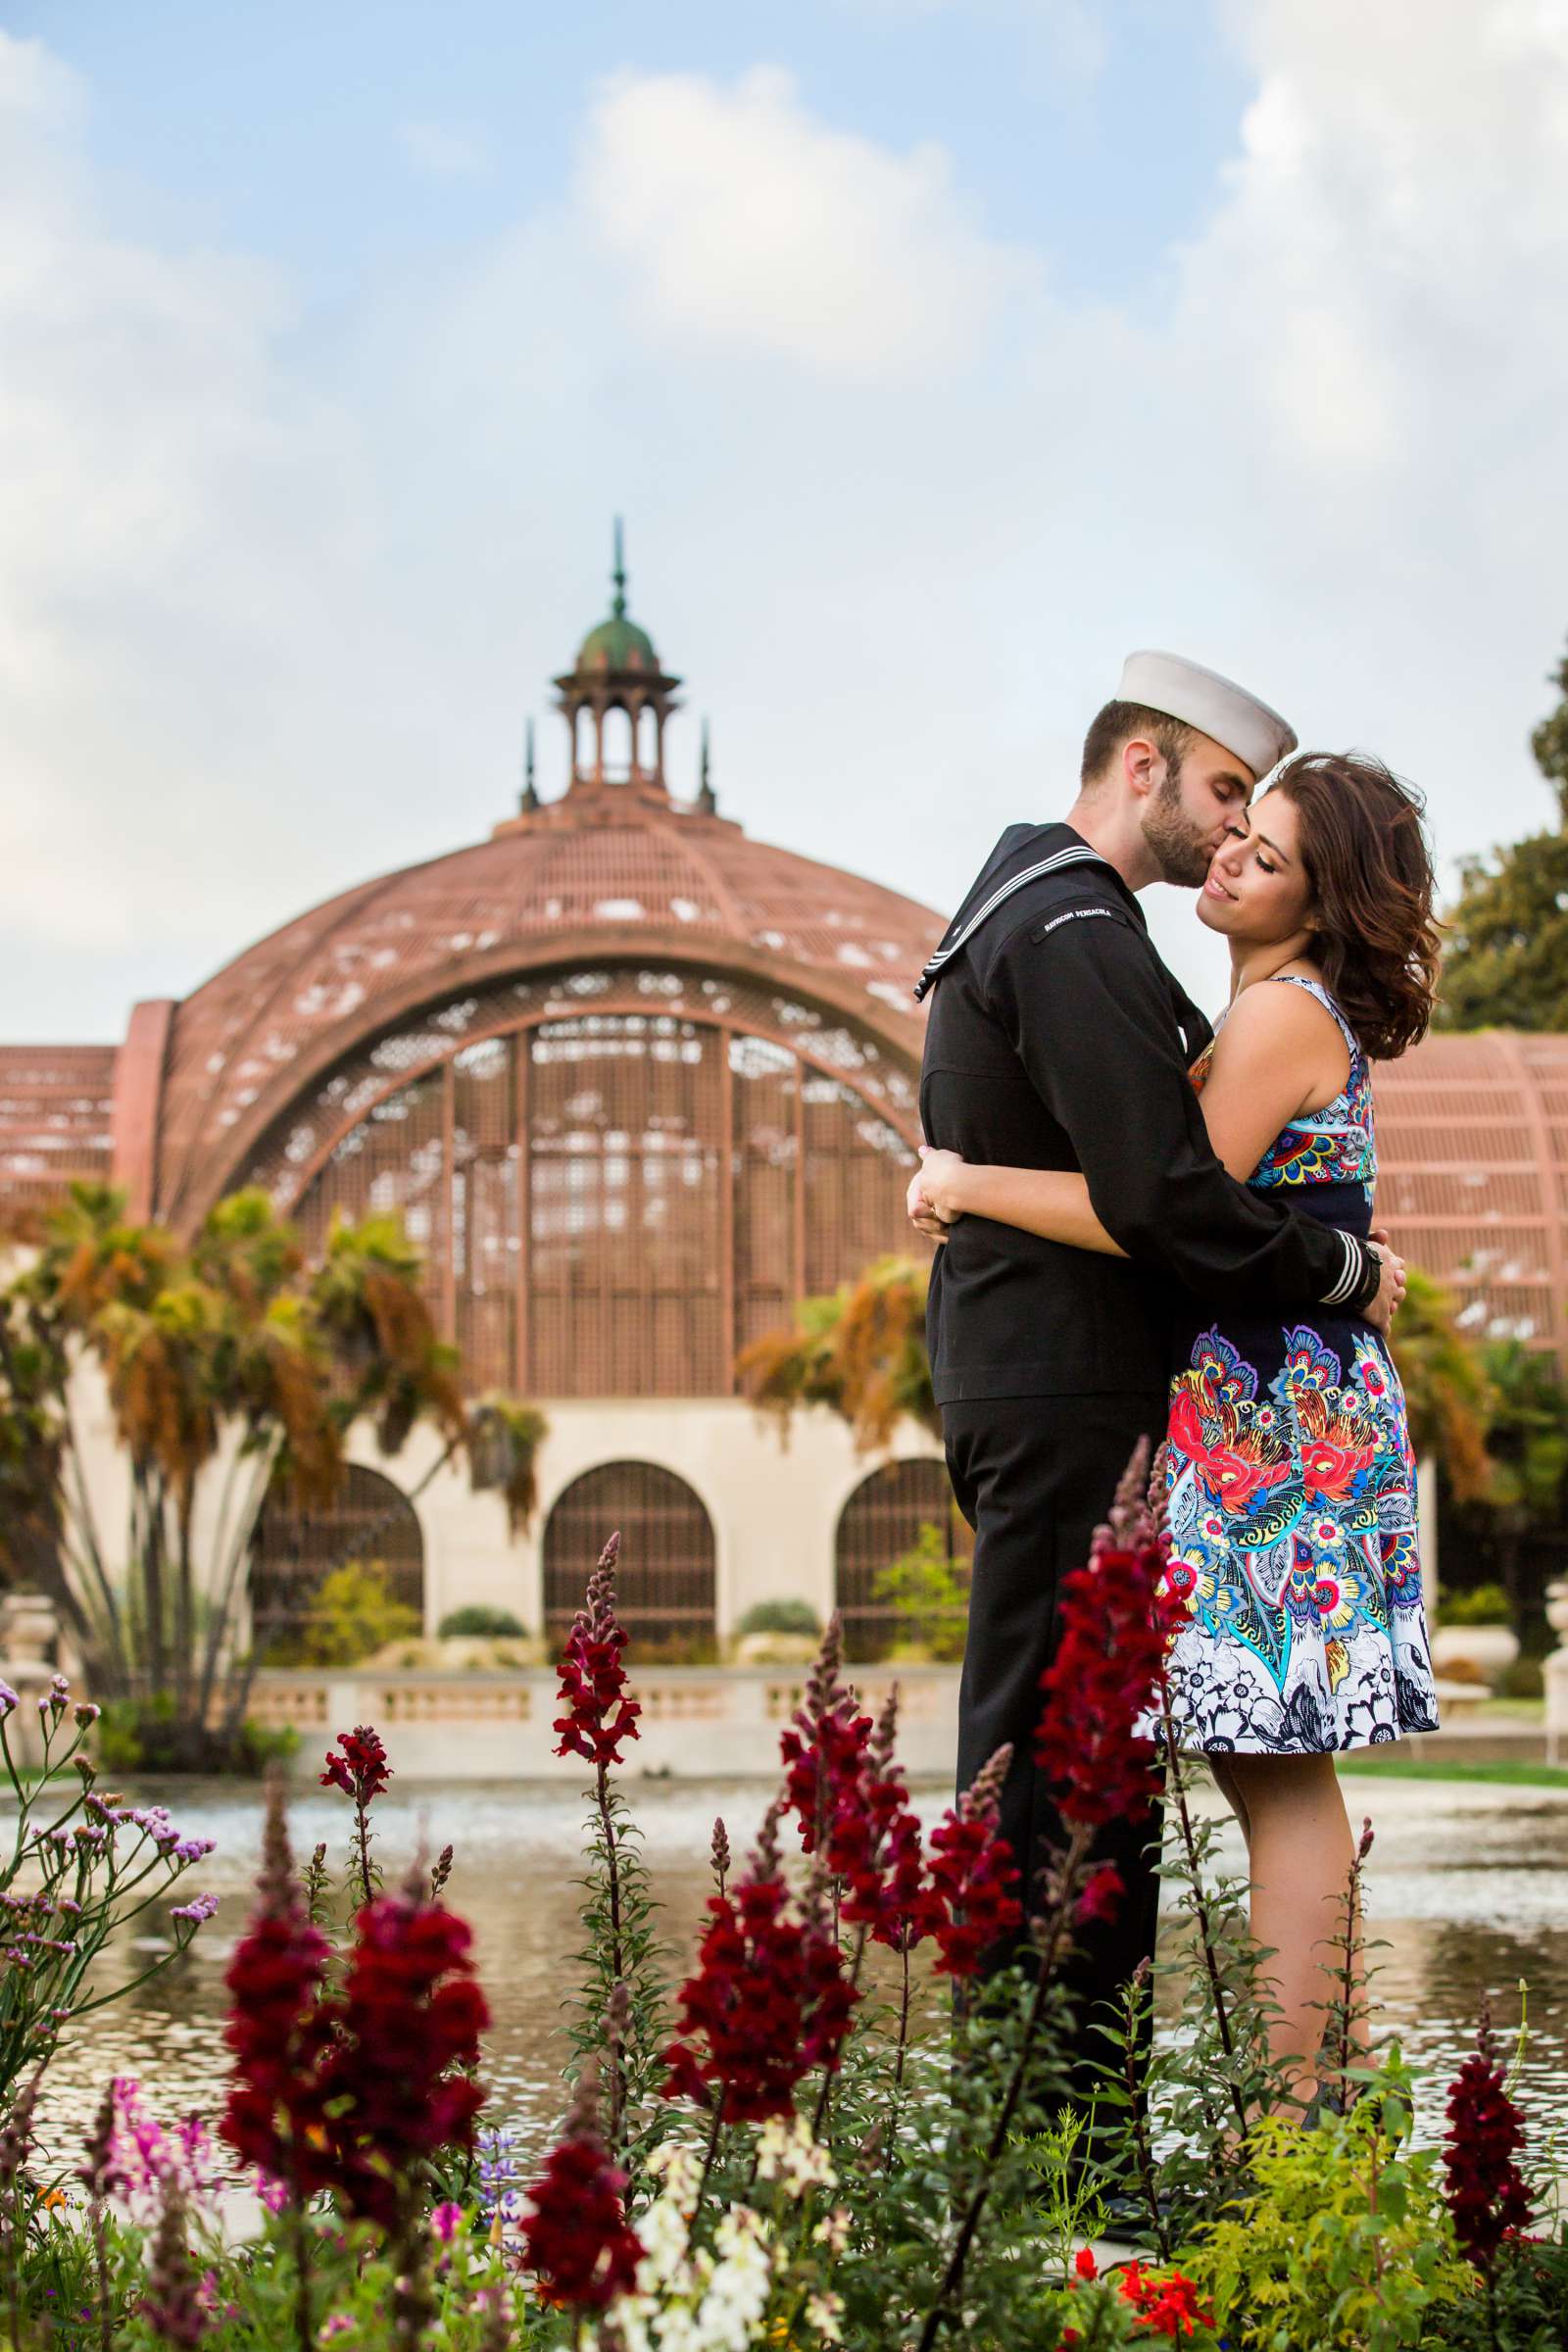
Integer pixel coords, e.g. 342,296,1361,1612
910,750,1442,2107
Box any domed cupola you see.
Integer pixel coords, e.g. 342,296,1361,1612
553,520,683,805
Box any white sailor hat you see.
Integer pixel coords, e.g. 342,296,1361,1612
1117,650,1298,780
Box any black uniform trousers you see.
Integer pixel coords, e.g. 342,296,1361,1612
945,1389,1168,2118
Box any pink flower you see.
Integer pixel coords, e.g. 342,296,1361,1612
431,2199,464,2242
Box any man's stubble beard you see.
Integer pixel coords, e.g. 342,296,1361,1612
1141,763,1212,888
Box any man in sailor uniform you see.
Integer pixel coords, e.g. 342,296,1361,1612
911,651,1402,2118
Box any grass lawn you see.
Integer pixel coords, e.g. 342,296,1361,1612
1333,1752,1568,1788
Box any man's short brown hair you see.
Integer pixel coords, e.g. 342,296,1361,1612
1080,700,1198,787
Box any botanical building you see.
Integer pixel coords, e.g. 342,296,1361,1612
0,548,956,1652
4,547,1568,1652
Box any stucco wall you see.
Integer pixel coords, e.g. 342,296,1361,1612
61,1362,944,1642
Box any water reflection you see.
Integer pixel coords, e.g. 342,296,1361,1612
23,1774,1568,2166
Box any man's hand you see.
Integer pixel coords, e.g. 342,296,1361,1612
1364,1236,1407,1334
906,1158,952,1244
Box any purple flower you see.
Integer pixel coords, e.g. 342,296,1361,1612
0,1685,17,1716
172,1838,216,1865
171,1895,220,1927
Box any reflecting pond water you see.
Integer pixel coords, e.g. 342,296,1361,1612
23,1773,1568,2168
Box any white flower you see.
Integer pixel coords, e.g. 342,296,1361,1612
805,2289,845,2342
810,2205,851,2255
754,2114,837,2197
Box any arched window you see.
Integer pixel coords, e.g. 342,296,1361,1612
544,1461,716,1660
834,1459,970,1663
601,705,635,781
253,1463,425,1662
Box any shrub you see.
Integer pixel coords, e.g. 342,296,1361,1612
1182,2080,1473,2349
736,1597,823,1639
1498,1653,1546,1699
871,1520,968,1661
95,1692,299,1775
268,1560,422,1668
437,1604,528,1640
1437,1581,1513,1626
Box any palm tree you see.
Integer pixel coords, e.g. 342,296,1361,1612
1386,1266,1495,1506
0,1183,548,1767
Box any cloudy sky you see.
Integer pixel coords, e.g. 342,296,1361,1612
4,0,1567,1042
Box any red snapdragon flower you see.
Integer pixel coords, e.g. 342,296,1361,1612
660,1808,858,2121
1034,1448,1185,1837
925,1749,1022,1980
1062,2248,1213,2342
842,1797,944,1954
778,1616,872,1856
553,1534,641,1769
319,1887,490,2230
1117,2260,1213,2335
220,1789,337,2199
320,1725,391,1808
1444,2011,1533,2267
519,2081,641,2311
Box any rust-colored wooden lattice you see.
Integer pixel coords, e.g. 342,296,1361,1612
253,1461,426,1658
835,1458,971,1664
234,963,927,1397
543,1461,716,1655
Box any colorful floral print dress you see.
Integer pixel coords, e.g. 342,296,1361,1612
1153,976,1440,1755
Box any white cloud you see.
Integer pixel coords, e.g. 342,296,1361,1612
574,66,1032,380
3,12,1568,1042
399,121,494,180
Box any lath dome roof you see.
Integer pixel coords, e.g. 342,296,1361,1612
153,791,945,1227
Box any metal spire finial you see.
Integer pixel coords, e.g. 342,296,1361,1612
520,716,539,812
697,717,715,814
612,515,627,619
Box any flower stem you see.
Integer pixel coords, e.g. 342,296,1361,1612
914,1824,1092,2352
289,2197,313,2352
1122,1960,1169,2261
690,2088,728,2231
594,1760,627,2149
1159,1685,1250,2149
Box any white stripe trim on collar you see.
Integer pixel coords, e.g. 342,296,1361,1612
915,844,1107,996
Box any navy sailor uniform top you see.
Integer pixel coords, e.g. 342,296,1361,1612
916,821,1382,1405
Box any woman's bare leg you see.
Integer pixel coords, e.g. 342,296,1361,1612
1224,1752,1360,2106
1205,1753,1251,1842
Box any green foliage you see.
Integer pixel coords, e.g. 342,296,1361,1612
0,1679,220,2116
871,1520,969,1661
736,1596,824,1638
265,1559,422,1667
1439,641,1568,1031
1436,1580,1513,1627
93,1691,299,1775
0,1180,549,1770
737,1254,937,1449
1388,1268,1495,1504
1181,2072,1474,2351
437,1603,529,1640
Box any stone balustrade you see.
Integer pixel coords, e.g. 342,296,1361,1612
250,1663,963,1781
1544,1580,1568,1769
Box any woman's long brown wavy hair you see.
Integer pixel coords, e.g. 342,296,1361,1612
1267,752,1441,1060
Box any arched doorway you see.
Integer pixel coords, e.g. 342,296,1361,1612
253,1463,425,1662
544,1461,716,1660
834,1460,971,1663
